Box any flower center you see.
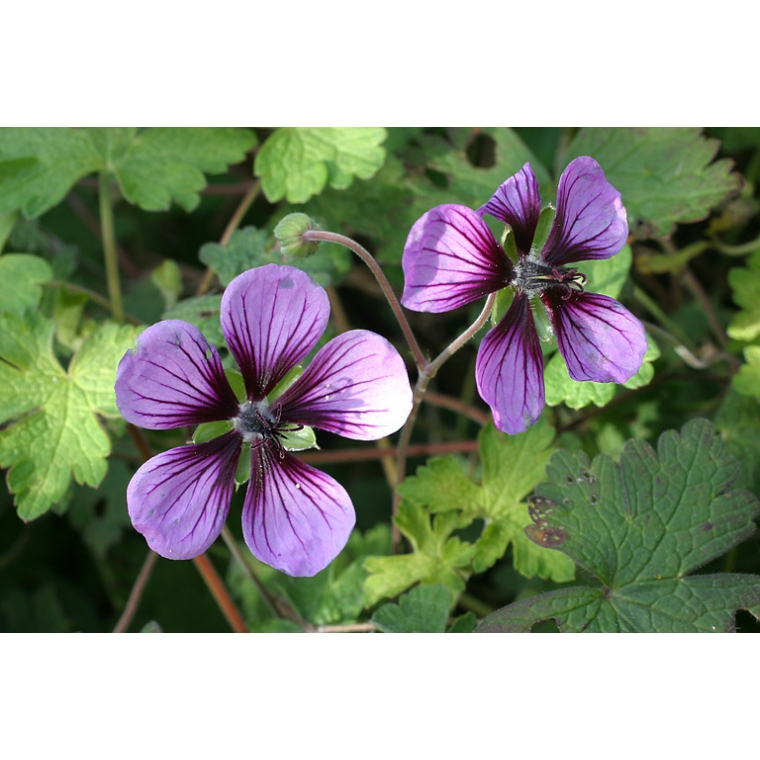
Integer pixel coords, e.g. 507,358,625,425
233,400,280,442
514,258,586,300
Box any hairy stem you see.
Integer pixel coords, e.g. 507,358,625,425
98,172,123,322
303,229,428,371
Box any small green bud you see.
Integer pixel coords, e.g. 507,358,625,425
274,213,321,258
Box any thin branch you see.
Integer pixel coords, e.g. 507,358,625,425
113,550,159,633
298,439,479,466
192,553,249,633
303,229,428,371
423,391,491,426
196,179,262,296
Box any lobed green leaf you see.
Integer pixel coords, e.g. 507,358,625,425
477,419,760,632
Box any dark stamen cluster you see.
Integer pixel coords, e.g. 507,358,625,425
515,259,586,301
235,401,280,440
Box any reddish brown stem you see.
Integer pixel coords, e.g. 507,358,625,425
299,439,479,465
192,554,249,633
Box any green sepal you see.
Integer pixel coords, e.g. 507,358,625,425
279,425,317,452
235,443,252,486
267,364,304,402
193,419,234,444
532,203,556,256
491,288,514,325
501,226,518,263
224,368,247,402
531,293,554,342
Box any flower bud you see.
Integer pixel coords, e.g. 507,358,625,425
274,213,321,258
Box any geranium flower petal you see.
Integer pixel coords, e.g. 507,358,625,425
478,162,542,257
541,156,628,266
475,292,545,434
220,264,329,400
278,329,413,440
242,445,355,577
127,432,241,560
115,320,239,429
541,290,647,383
401,204,513,313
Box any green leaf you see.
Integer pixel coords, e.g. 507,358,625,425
0,211,17,251
365,421,573,607
733,346,760,398
0,127,256,217
198,226,351,288
715,388,760,494
544,332,659,409
0,254,53,315
306,127,546,266
255,127,387,203
0,128,102,217
476,419,760,632
728,250,760,342
578,245,632,300
371,584,452,633
563,127,742,238
162,294,223,347
544,352,615,409
446,612,477,633
363,508,476,607
229,524,392,628
67,459,133,559
0,312,142,519
112,127,256,212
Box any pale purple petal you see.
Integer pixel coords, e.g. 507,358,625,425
478,162,541,257
541,290,647,383
115,320,239,429
541,156,628,266
220,264,329,400
401,204,513,313
475,292,545,434
277,329,413,440
242,444,355,577
127,432,241,560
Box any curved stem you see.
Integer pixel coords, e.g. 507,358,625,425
98,171,123,322
303,229,428,371
196,179,262,296
427,292,496,377
710,232,760,257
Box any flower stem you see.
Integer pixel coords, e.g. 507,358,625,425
302,229,429,371
390,293,496,552
220,525,278,617
112,550,158,633
196,179,261,296
192,553,249,633
98,171,124,323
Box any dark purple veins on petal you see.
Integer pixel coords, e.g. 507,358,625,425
220,265,329,400
115,320,240,429
478,162,542,257
401,204,513,313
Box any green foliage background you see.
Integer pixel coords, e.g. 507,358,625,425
0,127,759,632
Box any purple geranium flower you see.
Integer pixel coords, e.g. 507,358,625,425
116,264,413,577
401,156,647,434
